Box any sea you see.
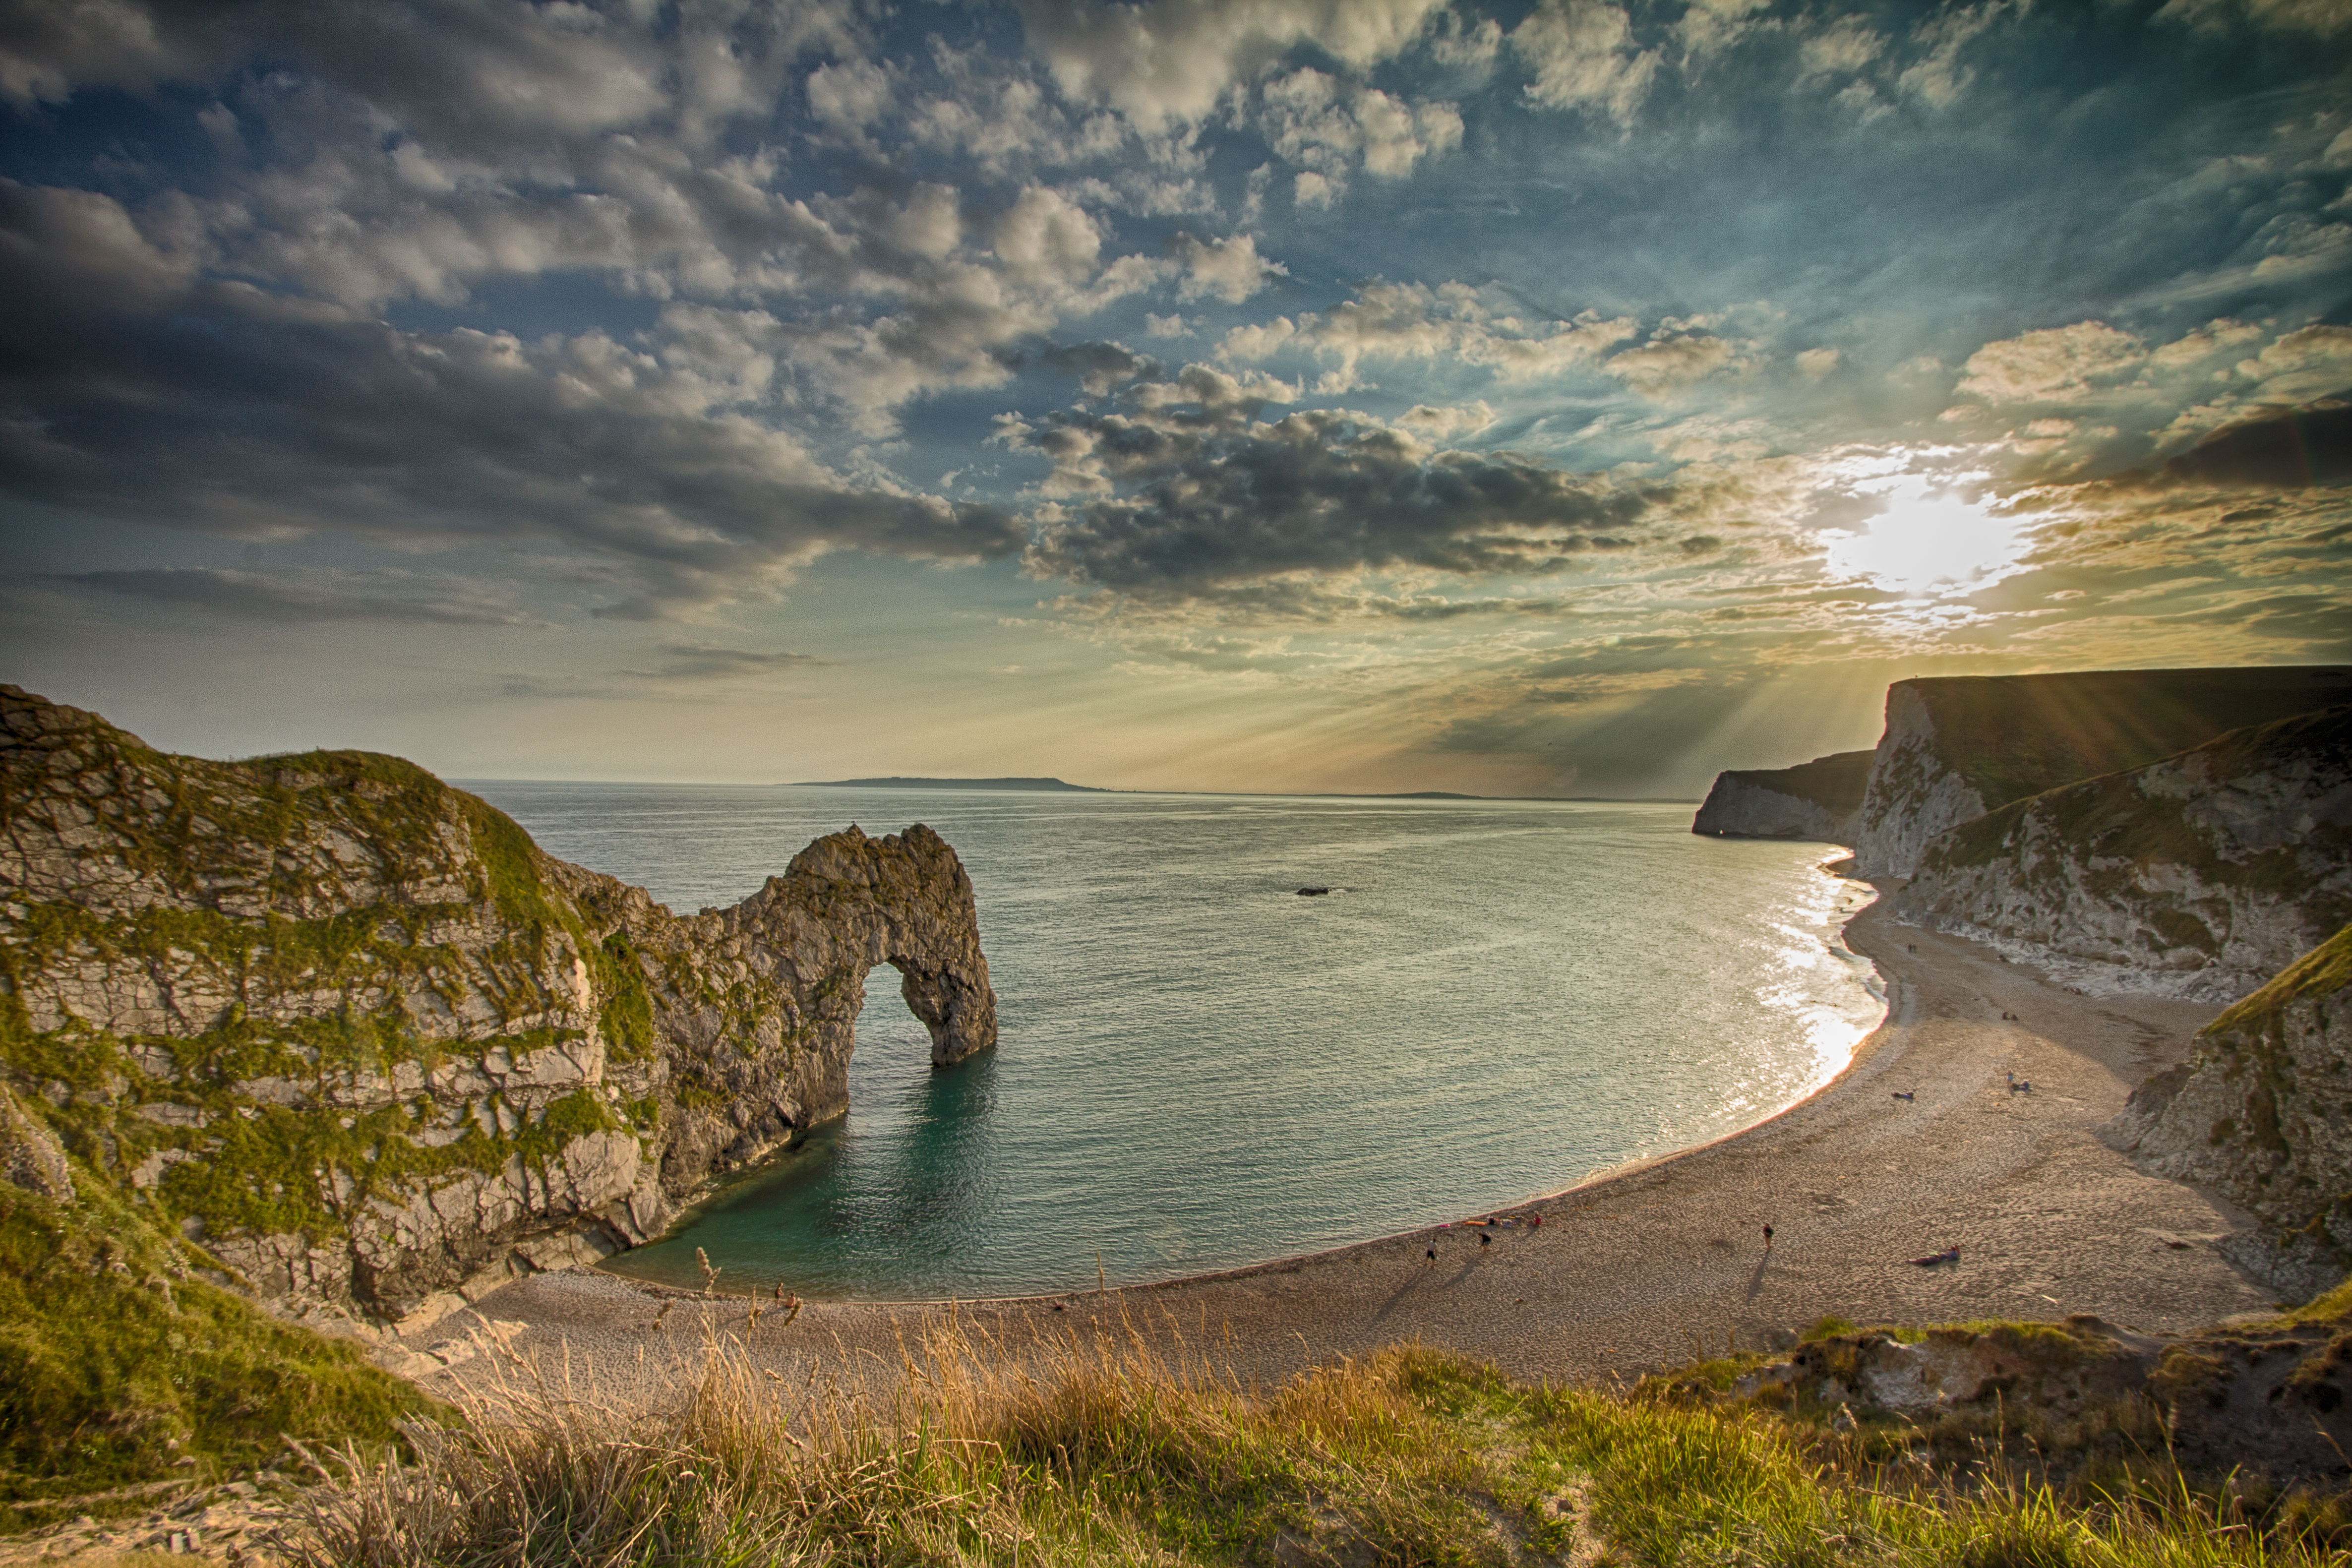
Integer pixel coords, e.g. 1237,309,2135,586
459,784,1885,1302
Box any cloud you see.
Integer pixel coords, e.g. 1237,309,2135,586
2154,0,2352,35
1510,0,1658,125
51,567,546,625
628,644,833,679
1011,367,1650,593
1173,232,1286,304
1955,320,2146,404
1014,0,1449,133
1795,346,1842,380
0,188,1023,619
1256,68,1462,203
1218,279,1637,389
1603,332,1740,396
1797,15,1885,79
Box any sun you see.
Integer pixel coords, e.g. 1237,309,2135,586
1825,476,2029,596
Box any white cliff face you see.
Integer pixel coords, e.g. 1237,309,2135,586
0,684,996,1325
1895,707,2352,1001
2106,925,2352,1298
1852,685,1988,879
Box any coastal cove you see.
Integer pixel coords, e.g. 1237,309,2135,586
461,784,1886,1301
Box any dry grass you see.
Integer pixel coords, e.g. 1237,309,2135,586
291,1313,2352,1568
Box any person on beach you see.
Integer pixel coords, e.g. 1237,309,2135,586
1479,1231,1491,1251
1762,1223,1774,1252
1425,1246,1437,1267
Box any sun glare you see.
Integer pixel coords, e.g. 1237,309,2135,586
1824,477,2028,596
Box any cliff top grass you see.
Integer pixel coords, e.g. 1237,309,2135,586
1925,704,2352,890
301,1318,2350,1568
1902,665,2352,814
0,1137,439,1534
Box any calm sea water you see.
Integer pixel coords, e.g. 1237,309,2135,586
459,784,1883,1301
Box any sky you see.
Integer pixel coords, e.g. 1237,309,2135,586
1,0,2349,797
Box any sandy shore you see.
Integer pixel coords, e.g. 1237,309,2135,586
411,889,2276,1404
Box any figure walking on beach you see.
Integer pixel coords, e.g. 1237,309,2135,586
1762,1223,1774,1252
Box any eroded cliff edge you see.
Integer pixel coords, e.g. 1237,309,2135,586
1849,666,2351,878
1893,706,2352,1000
0,684,995,1326
2106,923,2352,1298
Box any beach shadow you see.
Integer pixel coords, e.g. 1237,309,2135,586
1747,1255,1771,1300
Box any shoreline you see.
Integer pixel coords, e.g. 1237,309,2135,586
597,854,1886,1310
407,888,2275,1400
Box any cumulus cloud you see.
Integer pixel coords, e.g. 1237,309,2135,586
1014,0,1449,132
1256,67,1462,203
1955,320,2147,404
1174,232,1286,303
1011,366,1649,593
1510,0,1658,125
1795,346,1842,380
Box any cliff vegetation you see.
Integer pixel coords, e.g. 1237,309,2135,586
298,1311,2352,1568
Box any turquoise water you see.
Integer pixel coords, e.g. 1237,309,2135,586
461,785,1882,1301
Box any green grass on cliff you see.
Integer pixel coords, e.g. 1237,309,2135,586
2208,920,2352,1040
0,1145,437,1534
306,1320,2347,1568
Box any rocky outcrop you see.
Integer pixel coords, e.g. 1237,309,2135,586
1850,666,2352,878
2106,923,2352,1298
1684,1311,2352,1492
0,684,995,1324
1691,751,1871,842
1894,707,2352,999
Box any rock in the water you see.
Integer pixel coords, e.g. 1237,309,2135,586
2106,922,2352,1296
1691,751,1871,843
0,683,997,1323
1896,706,2352,999
1848,666,2351,878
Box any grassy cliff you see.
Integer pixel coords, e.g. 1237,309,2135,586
303,1313,2352,1567
1910,666,2351,819
0,1088,435,1531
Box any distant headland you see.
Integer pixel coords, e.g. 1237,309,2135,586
788,776,1111,791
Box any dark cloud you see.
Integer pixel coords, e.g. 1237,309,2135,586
629,644,833,678
53,566,543,625
1016,368,1650,590
1036,340,1162,394
0,181,1024,619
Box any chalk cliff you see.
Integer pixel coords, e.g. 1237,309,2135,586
1849,666,2352,878
1893,707,2352,999
1691,751,1871,843
2106,923,2352,1298
0,684,995,1325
